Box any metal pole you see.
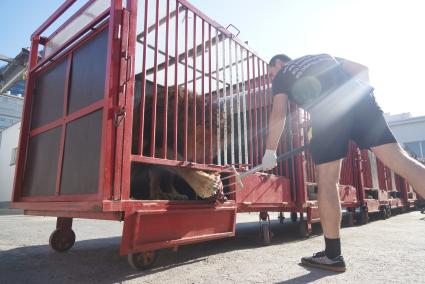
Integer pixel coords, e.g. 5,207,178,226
222,36,228,164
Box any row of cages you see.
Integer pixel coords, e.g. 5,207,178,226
12,0,420,207
10,0,423,270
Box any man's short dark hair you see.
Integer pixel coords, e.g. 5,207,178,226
269,54,292,66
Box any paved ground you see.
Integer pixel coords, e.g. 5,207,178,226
1,210,424,284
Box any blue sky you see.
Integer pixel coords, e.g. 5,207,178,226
2,0,425,116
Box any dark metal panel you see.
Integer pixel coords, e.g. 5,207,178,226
67,28,108,114
60,110,103,195
31,59,67,129
23,126,62,196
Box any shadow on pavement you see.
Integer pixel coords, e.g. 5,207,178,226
275,264,339,284
0,219,324,283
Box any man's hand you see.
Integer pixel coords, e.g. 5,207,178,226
262,149,277,170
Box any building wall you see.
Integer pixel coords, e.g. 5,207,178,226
0,93,23,131
0,122,20,202
387,115,425,161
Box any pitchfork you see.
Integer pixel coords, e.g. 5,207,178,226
220,144,309,195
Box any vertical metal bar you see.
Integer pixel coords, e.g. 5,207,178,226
215,29,221,165
150,0,160,157
222,36,228,164
228,38,235,165
240,47,248,165
101,0,122,200
173,0,179,160
246,52,253,166
138,0,149,155
162,0,170,159
262,61,268,134
12,36,40,202
55,53,72,196
208,24,213,164
257,58,264,163
251,54,258,166
183,8,189,161
234,42,242,165
121,0,138,200
201,20,206,164
192,14,197,162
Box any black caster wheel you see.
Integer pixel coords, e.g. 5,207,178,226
421,208,425,214
346,211,355,227
290,212,297,222
299,220,309,238
358,209,369,225
49,229,76,252
128,251,158,270
386,207,392,218
380,208,388,220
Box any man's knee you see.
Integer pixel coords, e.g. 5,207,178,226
316,159,342,184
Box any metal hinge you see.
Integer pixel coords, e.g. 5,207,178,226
114,106,126,127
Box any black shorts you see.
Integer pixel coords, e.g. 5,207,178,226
309,91,397,165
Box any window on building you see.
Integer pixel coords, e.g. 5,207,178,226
404,141,424,159
10,147,17,166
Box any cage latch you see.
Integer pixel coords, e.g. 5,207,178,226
114,106,126,127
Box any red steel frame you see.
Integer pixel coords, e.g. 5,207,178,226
11,0,418,261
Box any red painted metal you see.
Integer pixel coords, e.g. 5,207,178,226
32,10,110,75
29,100,105,138
162,0,170,159
245,52,253,166
55,54,72,196
233,174,291,204
201,20,206,164
13,0,418,265
137,0,149,155
45,0,98,43
150,0,160,157
11,201,102,211
173,0,179,160
208,23,213,163
120,206,236,255
25,210,122,221
251,54,258,166
183,8,189,161
120,0,138,201
12,37,40,202
32,0,77,38
257,58,264,159
192,14,197,162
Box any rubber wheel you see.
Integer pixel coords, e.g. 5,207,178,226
290,212,297,222
358,210,369,225
49,229,76,252
299,220,309,238
380,208,388,220
346,212,355,227
386,207,392,218
421,208,425,214
128,251,157,270
260,223,272,245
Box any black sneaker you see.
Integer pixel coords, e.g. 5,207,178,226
301,251,346,272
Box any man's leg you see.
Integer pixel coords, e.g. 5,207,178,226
316,159,343,239
371,143,425,197
301,159,346,272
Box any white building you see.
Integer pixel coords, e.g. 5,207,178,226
0,121,20,204
385,113,425,162
0,93,23,131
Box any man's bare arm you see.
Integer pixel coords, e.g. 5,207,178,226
266,93,288,151
336,57,370,83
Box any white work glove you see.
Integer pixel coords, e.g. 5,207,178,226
262,149,277,171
